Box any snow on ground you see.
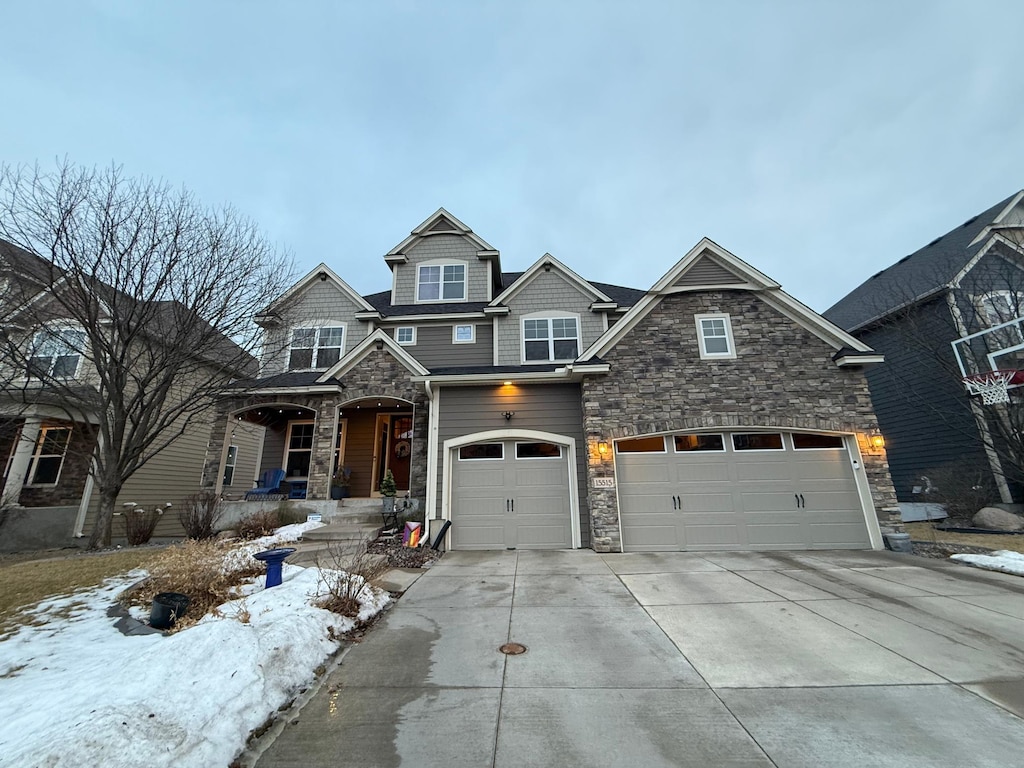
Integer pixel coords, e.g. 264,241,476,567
952,549,1024,577
0,525,391,768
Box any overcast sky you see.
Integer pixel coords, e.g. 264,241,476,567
3,1,1023,312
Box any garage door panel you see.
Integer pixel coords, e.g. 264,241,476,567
451,439,573,550
679,492,734,513
618,430,871,552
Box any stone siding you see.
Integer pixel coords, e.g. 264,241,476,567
581,290,899,552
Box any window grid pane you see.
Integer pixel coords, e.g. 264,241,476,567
418,266,441,300
396,327,414,343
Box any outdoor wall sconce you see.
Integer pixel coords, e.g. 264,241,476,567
502,411,516,421
598,441,610,456
870,432,886,449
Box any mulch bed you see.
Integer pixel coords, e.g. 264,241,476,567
366,531,442,569
911,541,994,559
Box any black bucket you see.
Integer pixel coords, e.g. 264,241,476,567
149,592,190,630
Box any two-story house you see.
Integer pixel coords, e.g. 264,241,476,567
0,239,263,551
825,191,1024,512
205,209,898,552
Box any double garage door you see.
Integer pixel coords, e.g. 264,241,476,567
616,431,871,551
451,440,573,550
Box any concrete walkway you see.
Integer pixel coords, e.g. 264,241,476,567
255,549,1024,767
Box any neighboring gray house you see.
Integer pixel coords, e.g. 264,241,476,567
825,191,1024,509
205,209,897,552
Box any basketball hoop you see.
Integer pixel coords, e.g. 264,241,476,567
963,370,1021,405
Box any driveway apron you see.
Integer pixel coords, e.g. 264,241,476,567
255,549,1024,768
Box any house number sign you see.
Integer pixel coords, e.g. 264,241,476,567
592,477,616,489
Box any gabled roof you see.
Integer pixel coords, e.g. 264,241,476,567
489,253,614,306
316,329,429,382
385,207,498,258
824,192,1023,332
581,238,874,362
257,262,374,318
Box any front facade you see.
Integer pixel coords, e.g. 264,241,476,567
825,191,1024,509
206,209,897,552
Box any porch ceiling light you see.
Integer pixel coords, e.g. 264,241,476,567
503,381,513,386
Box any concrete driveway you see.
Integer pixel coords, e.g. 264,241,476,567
256,549,1024,768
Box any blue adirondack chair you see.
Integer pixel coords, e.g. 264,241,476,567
245,468,287,499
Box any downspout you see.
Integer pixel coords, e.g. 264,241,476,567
423,379,440,525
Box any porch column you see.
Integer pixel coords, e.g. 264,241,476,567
1,417,42,507
201,403,232,491
309,396,341,500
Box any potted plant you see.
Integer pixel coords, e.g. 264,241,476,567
380,468,397,517
330,466,352,500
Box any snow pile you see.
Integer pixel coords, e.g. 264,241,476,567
951,549,1024,577
0,531,390,768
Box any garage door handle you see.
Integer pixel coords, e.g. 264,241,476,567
510,499,514,512
506,498,510,512
671,495,677,510
799,494,805,508
794,493,800,508
675,495,681,510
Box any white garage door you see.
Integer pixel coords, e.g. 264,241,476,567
450,440,573,550
616,431,871,551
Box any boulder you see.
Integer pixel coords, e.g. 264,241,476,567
972,507,1024,531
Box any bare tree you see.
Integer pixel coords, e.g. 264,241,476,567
0,161,293,548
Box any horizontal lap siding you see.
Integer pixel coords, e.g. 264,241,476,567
397,323,493,368
436,383,590,547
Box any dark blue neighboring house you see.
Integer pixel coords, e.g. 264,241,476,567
825,191,1024,512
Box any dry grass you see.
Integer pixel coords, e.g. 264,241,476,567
315,542,391,617
904,522,1024,554
0,549,160,632
119,539,264,630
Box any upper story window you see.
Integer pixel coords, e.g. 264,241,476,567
395,326,416,345
695,313,736,360
418,264,466,302
289,325,345,370
523,316,579,362
976,291,1020,327
28,327,85,378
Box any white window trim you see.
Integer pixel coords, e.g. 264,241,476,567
672,433,727,453
284,420,315,479
223,445,239,486
26,325,86,380
287,323,347,371
695,313,737,360
395,326,417,346
731,433,785,452
415,260,468,304
975,290,1020,326
453,324,475,344
520,311,581,364
458,443,505,461
514,442,563,460
26,425,72,487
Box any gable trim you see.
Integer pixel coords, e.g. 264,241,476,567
489,253,613,306
259,263,374,318
581,238,873,360
386,207,497,257
316,329,429,382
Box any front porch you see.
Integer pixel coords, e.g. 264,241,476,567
205,388,428,505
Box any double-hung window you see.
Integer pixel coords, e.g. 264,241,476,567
695,313,736,359
27,426,72,485
288,326,345,370
523,316,579,362
417,264,466,301
28,328,85,378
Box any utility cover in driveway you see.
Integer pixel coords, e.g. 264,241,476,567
616,431,870,551
451,440,572,550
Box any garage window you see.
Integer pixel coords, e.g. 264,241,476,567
792,433,845,449
674,434,725,452
516,442,562,459
459,443,503,460
616,436,666,453
732,433,783,451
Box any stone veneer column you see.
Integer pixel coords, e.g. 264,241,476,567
308,395,341,500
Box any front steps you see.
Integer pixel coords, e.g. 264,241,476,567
289,498,385,567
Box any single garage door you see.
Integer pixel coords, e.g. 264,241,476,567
450,440,573,550
616,431,871,551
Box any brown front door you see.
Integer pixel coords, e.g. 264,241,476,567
373,414,412,493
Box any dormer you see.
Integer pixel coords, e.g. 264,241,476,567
385,209,503,306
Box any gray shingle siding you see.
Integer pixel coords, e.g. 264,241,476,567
394,234,489,305
260,281,370,375
495,271,605,365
